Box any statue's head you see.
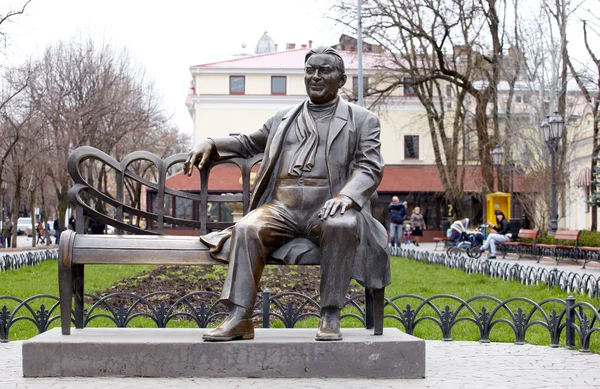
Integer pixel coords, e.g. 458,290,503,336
304,46,347,104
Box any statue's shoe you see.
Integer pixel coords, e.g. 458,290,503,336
315,314,342,341
202,318,254,341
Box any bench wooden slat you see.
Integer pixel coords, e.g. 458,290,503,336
580,246,600,252
517,229,539,239
554,230,581,241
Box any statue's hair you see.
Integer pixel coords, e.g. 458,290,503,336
304,46,345,75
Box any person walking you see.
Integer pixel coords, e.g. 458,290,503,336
36,219,45,244
1,217,12,248
480,210,510,259
68,211,76,231
53,218,60,245
410,206,425,246
388,196,407,248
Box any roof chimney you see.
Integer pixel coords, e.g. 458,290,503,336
274,43,278,52
308,40,313,48
301,44,307,49
286,43,296,50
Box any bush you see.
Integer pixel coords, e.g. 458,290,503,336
579,230,600,247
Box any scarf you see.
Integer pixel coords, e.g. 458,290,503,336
287,97,338,177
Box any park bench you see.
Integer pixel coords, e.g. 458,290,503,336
433,237,451,250
58,146,385,336
499,229,539,261
535,230,581,266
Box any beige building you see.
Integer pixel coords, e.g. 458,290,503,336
180,32,594,235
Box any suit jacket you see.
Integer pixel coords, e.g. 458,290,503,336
202,97,390,289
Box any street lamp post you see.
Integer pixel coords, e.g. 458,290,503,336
491,145,521,236
540,112,564,236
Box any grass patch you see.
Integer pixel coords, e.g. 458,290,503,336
0,261,155,340
0,260,155,298
2,256,599,353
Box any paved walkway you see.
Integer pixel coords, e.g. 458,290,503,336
2,339,599,388
0,235,57,255
408,242,600,277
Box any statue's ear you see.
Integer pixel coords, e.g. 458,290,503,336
339,74,347,88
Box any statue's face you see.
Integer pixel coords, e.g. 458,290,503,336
304,54,346,104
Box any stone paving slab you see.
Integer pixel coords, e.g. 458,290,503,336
22,328,425,379
3,339,600,388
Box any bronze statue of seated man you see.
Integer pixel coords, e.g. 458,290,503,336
184,46,390,341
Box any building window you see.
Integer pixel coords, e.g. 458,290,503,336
515,95,523,104
404,135,419,159
230,76,245,95
404,77,416,96
271,76,286,95
352,76,369,97
445,84,452,97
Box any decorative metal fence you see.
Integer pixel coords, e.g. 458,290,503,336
0,249,58,272
390,246,600,298
1,290,599,352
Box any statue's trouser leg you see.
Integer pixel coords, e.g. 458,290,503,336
220,204,296,311
312,208,358,311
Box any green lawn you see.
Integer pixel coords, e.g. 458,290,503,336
0,261,155,341
0,260,155,298
1,256,599,353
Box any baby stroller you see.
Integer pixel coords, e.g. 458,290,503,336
445,218,483,258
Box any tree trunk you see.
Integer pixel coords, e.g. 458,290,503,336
30,190,36,248
11,171,21,248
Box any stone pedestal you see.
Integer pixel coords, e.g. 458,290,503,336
22,328,426,378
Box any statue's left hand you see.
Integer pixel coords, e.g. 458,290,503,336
319,195,354,220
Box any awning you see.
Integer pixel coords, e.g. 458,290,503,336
575,167,591,187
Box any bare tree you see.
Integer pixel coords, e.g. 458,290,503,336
23,37,179,229
333,0,525,221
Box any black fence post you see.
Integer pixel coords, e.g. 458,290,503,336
565,295,575,349
262,289,270,328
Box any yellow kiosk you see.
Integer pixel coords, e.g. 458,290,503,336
486,192,511,226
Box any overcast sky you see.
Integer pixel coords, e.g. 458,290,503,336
2,1,597,138
2,0,344,135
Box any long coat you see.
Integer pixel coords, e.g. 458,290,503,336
201,97,390,289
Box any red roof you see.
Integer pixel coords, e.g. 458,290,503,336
193,49,394,70
167,165,525,193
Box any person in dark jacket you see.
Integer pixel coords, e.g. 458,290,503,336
53,218,60,245
481,210,510,259
89,217,106,234
388,196,407,247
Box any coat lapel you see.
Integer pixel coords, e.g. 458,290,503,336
251,101,305,209
268,101,304,161
326,97,349,153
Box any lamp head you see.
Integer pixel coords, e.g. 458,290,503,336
491,145,504,166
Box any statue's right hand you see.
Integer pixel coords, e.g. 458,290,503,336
183,140,214,176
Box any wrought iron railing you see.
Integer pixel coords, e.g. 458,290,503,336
391,246,600,298
1,290,599,352
0,249,58,272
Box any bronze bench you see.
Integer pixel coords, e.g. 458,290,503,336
59,146,385,335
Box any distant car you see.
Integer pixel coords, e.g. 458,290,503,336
17,217,33,236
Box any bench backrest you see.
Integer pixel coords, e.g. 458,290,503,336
67,146,262,236
517,229,539,240
554,230,581,242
